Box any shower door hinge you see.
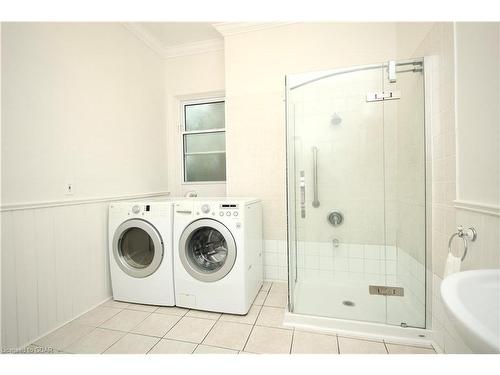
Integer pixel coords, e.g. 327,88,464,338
369,285,404,297
366,90,401,102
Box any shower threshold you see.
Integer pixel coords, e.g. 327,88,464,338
284,280,434,347
283,311,435,349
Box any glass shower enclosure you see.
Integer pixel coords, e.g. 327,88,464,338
286,59,427,328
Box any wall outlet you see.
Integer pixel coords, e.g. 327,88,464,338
65,182,74,195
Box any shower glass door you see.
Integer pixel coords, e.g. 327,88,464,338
286,59,426,328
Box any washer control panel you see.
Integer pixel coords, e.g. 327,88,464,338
194,202,241,218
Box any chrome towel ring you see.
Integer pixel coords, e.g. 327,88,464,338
448,225,477,262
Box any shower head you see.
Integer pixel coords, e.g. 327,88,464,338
330,112,342,126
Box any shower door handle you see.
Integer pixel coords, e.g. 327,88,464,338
300,171,306,218
312,146,320,208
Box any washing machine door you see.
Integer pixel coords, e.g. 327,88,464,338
113,219,164,278
179,218,236,282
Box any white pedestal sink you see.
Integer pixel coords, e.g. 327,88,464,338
440,269,500,353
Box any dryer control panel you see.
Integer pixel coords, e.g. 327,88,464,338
218,203,240,217
131,204,150,214
125,202,169,217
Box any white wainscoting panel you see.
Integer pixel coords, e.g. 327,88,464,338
1,201,116,349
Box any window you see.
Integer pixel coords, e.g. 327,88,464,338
181,98,226,183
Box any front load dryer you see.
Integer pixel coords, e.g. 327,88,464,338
173,199,263,315
108,201,175,306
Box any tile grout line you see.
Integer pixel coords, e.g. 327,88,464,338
383,340,390,354
101,309,154,332
61,326,100,353
194,309,224,353
241,312,258,353
158,310,189,340
96,309,156,353
98,325,173,340
144,337,163,355
241,282,271,353
193,343,240,354
100,330,129,354
102,323,151,353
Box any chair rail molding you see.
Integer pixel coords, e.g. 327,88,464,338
1,191,170,212
454,199,500,217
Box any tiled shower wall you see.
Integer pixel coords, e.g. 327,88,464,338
409,23,475,353
263,240,288,281
263,240,425,317
290,70,389,246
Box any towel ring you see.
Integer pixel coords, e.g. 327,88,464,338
448,225,477,262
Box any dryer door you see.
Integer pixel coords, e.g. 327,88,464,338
113,219,164,278
179,218,236,282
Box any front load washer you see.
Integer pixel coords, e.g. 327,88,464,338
173,199,263,314
108,201,175,306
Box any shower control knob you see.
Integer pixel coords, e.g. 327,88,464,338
201,204,210,214
132,205,141,214
327,210,344,226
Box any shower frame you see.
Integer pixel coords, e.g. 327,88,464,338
284,57,434,340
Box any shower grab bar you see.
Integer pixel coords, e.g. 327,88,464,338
300,171,306,218
312,147,320,208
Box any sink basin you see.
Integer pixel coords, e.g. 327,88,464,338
441,269,500,353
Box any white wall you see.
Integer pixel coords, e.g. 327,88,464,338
396,23,434,60
0,22,3,348
1,23,168,349
1,23,168,205
451,24,500,352
398,22,471,353
455,22,500,208
454,22,500,273
397,22,500,353
224,23,398,241
164,49,226,198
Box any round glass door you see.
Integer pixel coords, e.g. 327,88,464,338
113,219,164,278
179,219,236,282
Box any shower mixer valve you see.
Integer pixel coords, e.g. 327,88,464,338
327,210,344,226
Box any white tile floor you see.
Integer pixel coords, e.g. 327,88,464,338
27,282,437,354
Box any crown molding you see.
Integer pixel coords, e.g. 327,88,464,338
122,23,168,58
212,22,294,36
164,38,223,58
123,23,223,59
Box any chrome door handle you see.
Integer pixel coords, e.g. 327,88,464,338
300,170,306,218
312,146,320,208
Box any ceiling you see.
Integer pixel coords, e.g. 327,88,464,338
137,22,222,48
